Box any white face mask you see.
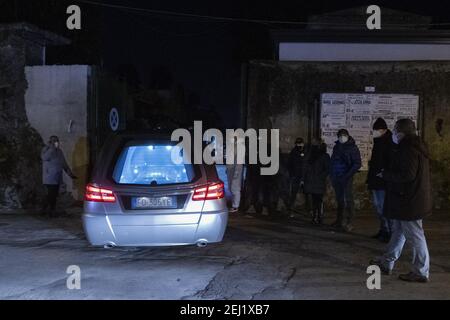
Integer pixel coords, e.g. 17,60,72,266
373,130,383,138
392,130,404,144
338,136,349,144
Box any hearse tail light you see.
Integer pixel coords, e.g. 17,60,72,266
85,184,116,203
192,181,224,201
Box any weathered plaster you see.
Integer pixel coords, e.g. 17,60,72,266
247,60,450,209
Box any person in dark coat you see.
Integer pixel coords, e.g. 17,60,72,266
41,135,77,217
287,137,308,216
370,119,432,283
303,139,330,225
242,143,278,217
367,118,394,242
330,129,362,232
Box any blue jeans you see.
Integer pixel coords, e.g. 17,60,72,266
372,190,392,234
378,220,430,278
332,176,354,224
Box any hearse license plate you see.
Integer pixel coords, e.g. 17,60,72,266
131,196,177,209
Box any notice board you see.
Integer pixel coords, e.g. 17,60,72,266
320,93,420,170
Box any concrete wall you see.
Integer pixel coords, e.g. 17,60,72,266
25,65,90,201
247,60,450,210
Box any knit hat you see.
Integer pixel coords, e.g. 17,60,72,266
395,118,416,135
337,129,349,137
373,118,388,130
295,137,304,144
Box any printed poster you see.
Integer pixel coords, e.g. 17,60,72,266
320,93,419,171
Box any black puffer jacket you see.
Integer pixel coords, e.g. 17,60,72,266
367,130,393,190
303,146,331,195
383,135,432,221
330,137,361,181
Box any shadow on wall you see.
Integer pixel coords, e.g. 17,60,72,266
71,136,88,202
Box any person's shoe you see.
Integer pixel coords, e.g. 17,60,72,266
317,209,324,225
372,231,382,239
53,209,67,218
47,209,57,218
311,210,319,224
378,232,391,243
39,206,48,216
39,210,50,217
342,223,354,232
369,259,392,275
229,207,239,213
332,223,346,232
399,272,429,283
334,224,347,232
331,219,342,228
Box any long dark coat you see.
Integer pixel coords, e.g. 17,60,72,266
367,130,393,190
303,147,331,195
383,135,432,221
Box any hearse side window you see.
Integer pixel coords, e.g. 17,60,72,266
112,145,195,185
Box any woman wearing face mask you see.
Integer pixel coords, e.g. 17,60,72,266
330,129,362,232
40,135,77,217
367,118,394,243
370,118,432,283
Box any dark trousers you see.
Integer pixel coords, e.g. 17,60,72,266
311,193,324,212
44,184,59,211
332,177,354,224
310,193,324,222
289,176,310,210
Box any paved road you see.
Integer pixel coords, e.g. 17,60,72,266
0,211,449,299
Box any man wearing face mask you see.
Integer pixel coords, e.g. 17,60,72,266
367,118,393,243
330,129,362,232
287,137,308,217
370,119,432,283
40,136,77,217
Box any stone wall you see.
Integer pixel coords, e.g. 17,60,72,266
247,60,450,210
0,35,45,210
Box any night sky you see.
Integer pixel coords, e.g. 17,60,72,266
100,2,242,126
95,0,450,127
2,0,450,127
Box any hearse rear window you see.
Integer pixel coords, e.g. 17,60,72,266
112,145,195,185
